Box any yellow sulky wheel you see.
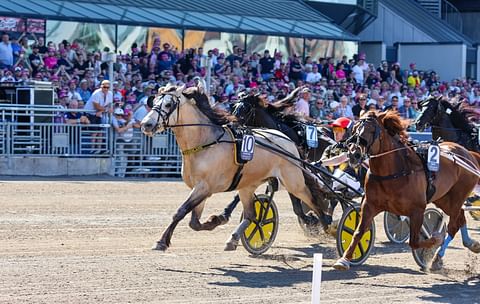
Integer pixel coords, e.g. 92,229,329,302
466,194,480,221
336,205,376,266
240,194,279,255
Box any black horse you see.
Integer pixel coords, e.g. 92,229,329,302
219,89,335,230
415,96,479,152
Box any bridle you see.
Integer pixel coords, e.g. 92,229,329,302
352,116,382,156
151,93,181,129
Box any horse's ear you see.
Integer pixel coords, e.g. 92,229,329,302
176,84,186,96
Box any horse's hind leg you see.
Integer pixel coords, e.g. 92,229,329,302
189,196,230,231
225,186,257,251
154,183,210,251
431,190,480,270
333,202,379,270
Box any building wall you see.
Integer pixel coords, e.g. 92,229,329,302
459,12,480,42
359,42,386,67
397,43,466,81
358,2,435,46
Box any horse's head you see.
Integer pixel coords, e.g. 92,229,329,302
348,111,408,166
415,96,441,132
232,93,266,124
141,83,186,136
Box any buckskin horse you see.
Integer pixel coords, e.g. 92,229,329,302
334,110,480,271
141,82,330,251
216,89,336,231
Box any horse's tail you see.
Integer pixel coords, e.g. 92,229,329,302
302,171,330,213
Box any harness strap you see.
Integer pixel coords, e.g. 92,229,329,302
367,169,416,181
225,164,245,192
182,128,227,156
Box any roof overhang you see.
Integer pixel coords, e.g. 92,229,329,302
0,0,359,41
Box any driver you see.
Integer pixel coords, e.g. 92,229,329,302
317,117,365,233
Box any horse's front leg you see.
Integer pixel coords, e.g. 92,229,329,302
225,187,257,251
333,202,379,270
154,182,210,251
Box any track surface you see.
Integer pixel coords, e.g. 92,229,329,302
0,179,479,303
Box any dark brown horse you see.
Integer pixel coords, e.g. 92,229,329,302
334,110,480,270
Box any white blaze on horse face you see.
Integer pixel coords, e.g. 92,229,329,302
141,107,160,136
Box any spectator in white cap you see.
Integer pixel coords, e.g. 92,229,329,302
294,87,311,117
112,107,134,177
85,79,113,152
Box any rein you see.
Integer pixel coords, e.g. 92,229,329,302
369,146,411,158
354,117,419,181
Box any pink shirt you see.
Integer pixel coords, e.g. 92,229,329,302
44,56,58,69
335,69,346,79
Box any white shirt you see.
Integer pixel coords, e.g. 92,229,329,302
68,90,83,101
85,88,113,112
295,98,310,117
306,72,322,84
352,65,364,84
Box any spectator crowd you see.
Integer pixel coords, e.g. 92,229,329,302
1,30,480,135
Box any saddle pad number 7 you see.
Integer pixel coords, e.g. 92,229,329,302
427,144,440,172
305,125,318,148
240,134,255,161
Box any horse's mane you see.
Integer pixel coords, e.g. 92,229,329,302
375,110,409,142
182,87,236,125
438,97,478,132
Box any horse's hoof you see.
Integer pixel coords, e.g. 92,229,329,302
325,220,339,237
467,240,480,253
430,254,443,271
224,242,238,251
152,242,168,251
333,258,351,271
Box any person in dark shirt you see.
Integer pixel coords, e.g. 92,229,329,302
259,50,275,81
352,94,367,120
28,45,43,75
157,53,173,74
377,61,390,82
289,55,303,82
57,50,74,72
73,53,89,77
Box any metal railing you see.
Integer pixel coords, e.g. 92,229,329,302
0,105,183,177
441,0,463,32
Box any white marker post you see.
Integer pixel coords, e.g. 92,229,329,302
311,253,323,304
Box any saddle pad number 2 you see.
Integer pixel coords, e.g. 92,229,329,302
305,125,318,148
427,144,440,172
240,134,255,161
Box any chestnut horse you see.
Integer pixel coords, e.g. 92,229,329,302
334,111,480,271
141,83,329,251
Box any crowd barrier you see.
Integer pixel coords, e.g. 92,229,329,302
0,105,182,177
0,105,433,178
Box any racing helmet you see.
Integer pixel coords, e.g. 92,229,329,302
331,117,353,140
331,117,353,129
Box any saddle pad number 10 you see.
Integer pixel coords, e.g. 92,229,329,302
427,144,440,172
305,125,318,148
240,134,255,161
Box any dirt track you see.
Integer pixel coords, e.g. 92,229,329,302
0,179,479,304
